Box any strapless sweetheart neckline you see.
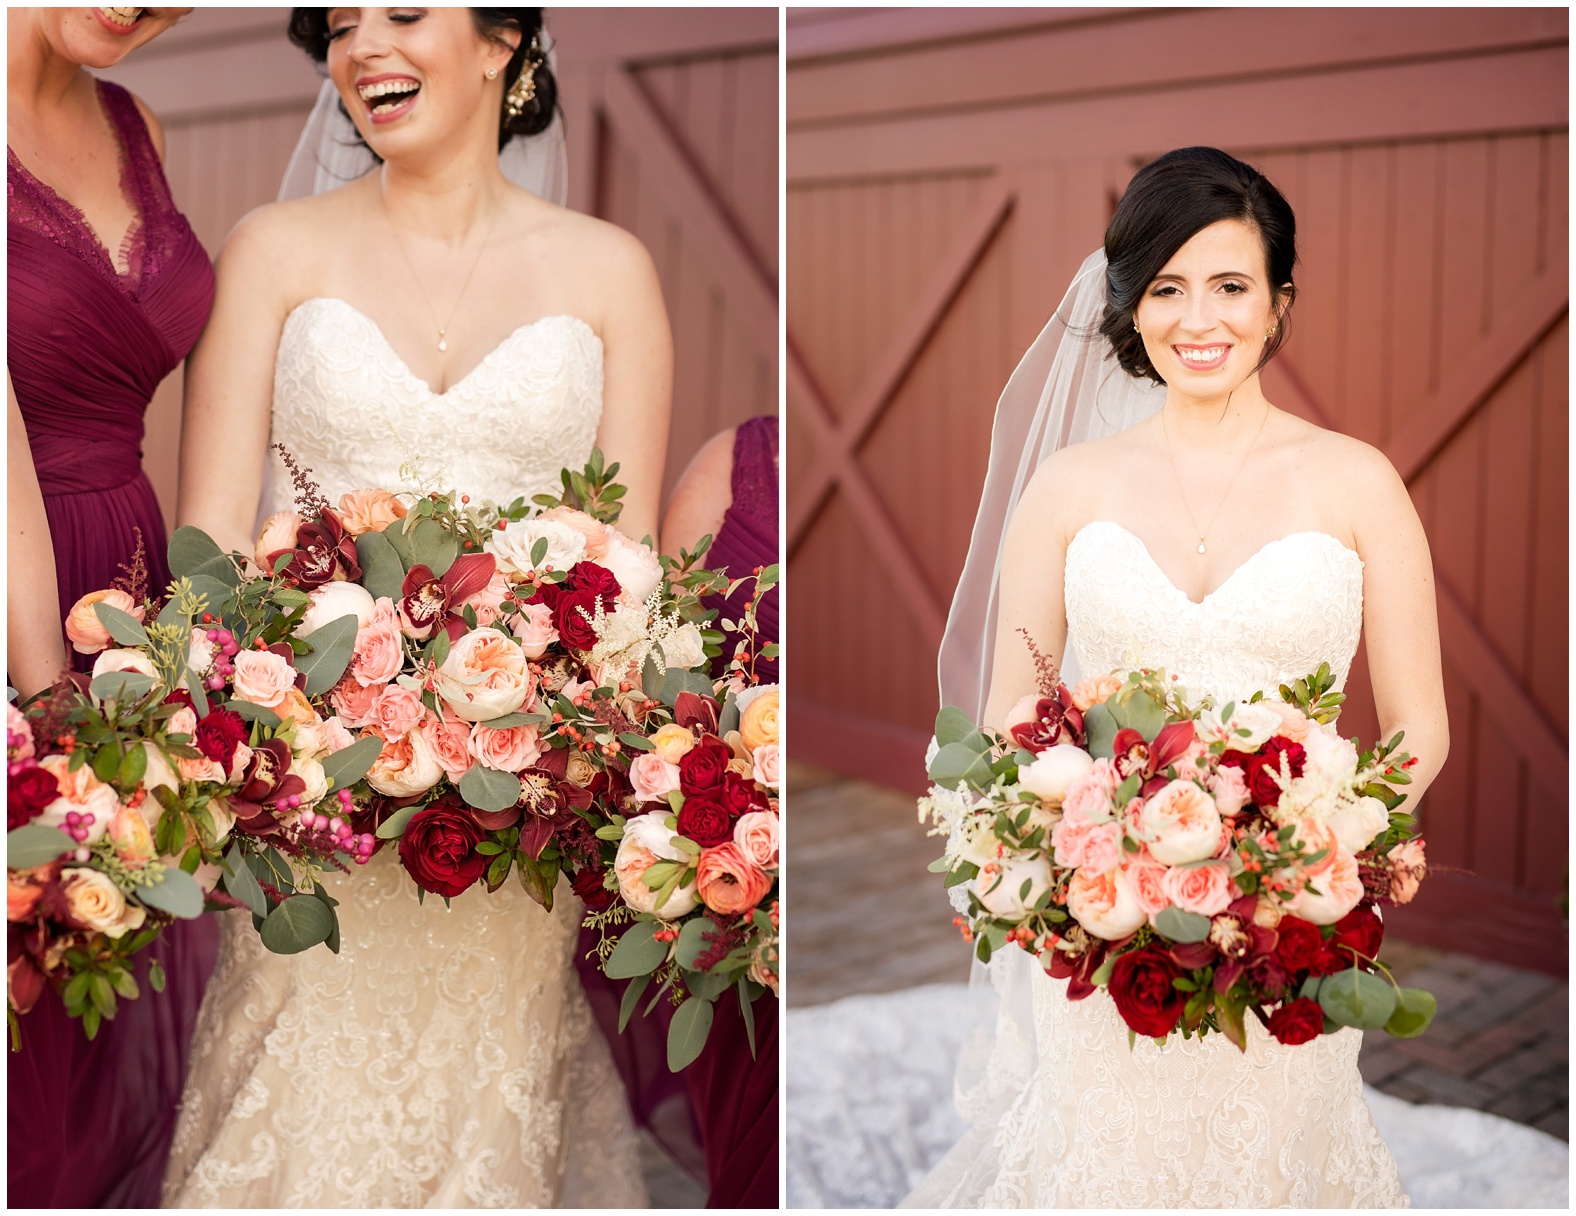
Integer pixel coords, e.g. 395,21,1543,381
1070,520,1362,607
285,296,600,399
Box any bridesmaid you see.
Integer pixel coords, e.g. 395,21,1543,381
7,6,219,1206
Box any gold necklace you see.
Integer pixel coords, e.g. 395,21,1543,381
382,197,498,352
1158,402,1271,555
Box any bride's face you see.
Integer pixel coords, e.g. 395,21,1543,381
323,7,516,162
1132,219,1283,395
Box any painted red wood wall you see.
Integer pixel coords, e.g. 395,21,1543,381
786,7,1568,971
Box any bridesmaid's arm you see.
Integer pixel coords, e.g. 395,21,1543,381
660,426,735,558
591,228,672,547
1350,445,1449,805
177,207,295,555
7,374,67,696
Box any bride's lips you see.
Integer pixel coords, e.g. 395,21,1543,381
1171,343,1231,372
357,74,422,125
93,7,145,35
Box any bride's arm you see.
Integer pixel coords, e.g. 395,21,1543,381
176,208,296,555
1349,445,1449,804
7,374,67,696
590,230,672,547
981,456,1074,733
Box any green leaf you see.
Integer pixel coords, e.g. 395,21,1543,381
259,894,335,954
934,705,977,748
605,920,667,979
322,734,384,792
1383,987,1437,1039
148,959,166,993
168,526,237,583
927,741,996,790
136,866,205,919
618,732,655,752
7,824,74,868
228,700,283,729
117,744,148,791
458,765,523,812
81,1005,102,1040
355,529,408,601
1083,702,1118,759
425,628,452,671
93,743,122,784
1089,955,1117,987
221,840,269,918
90,671,156,704
737,977,758,1056
674,917,712,970
311,882,341,954
89,974,117,1017
683,965,731,1002
407,517,458,578
718,691,741,737
295,614,359,697
374,801,423,840
667,996,715,1072
944,861,979,889
93,601,151,648
63,972,92,1011
1154,906,1213,944
657,667,716,707
530,536,549,568
617,970,653,1033
110,968,140,1001
1318,967,1399,1030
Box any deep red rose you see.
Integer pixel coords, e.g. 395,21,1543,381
7,766,58,830
552,588,601,650
1244,737,1306,808
679,737,731,796
1267,996,1325,1045
570,866,616,911
676,795,732,847
1273,915,1343,977
194,706,247,769
719,770,768,819
1331,905,1384,967
567,562,621,611
1107,945,1188,1038
398,797,488,897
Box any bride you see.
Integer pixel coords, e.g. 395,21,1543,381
163,7,668,1206
910,146,1449,1207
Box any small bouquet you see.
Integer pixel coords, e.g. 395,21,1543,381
922,661,1434,1049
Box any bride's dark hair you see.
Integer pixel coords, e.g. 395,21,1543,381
287,8,558,150
1099,146,1297,385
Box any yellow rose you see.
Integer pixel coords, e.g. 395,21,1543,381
650,723,696,765
739,688,780,751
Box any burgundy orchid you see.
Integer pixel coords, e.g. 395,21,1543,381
269,509,361,589
1166,894,1282,994
1011,686,1085,752
229,739,308,835
1111,720,1197,796
399,552,497,642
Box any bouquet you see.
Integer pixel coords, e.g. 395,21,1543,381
921,662,1434,1049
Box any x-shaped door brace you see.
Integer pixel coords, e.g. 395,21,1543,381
787,183,1016,650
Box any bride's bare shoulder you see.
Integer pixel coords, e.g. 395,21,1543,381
1011,433,1127,543
1277,411,1414,523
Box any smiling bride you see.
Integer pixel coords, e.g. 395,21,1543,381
161,6,669,1206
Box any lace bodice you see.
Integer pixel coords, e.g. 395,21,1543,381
1064,521,1364,702
265,298,603,513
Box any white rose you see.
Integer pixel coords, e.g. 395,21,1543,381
615,811,700,917
659,622,707,672
1018,744,1095,803
1198,701,1282,752
185,628,217,682
736,683,779,714
972,856,1052,919
1324,795,1390,854
1065,866,1149,940
290,755,329,807
599,531,665,604
140,743,179,796
486,519,586,577
91,648,159,686
298,580,378,637
205,795,236,846
1301,724,1360,780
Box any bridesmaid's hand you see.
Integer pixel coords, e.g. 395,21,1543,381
7,375,68,697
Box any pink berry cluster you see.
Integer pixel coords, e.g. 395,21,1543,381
299,789,376,865
201,624,243,692
62,810,97,843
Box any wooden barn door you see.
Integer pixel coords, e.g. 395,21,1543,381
786,8,1568,970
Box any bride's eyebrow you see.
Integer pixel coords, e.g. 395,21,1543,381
1151,271,1259,284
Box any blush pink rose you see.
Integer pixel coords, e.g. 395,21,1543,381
368,683,426,742
7,703,34,762
465,571,512,629
1137,780,1222,865
64,589,144,655
1208,764,1251,818
1122,853,1171,918
1062,758,1121,824
1160,860,1235,917
467,722,543,772
695,843,773,916
1262,699,1313,743
509,602,559,659
751,742,780,789
1291,817,1340,879
329,675,382,728
418,710,474,782
733,810,778,870
1387,839,1426,905
350,603,405,687
1288,842,1364,925
1051,816,1123,872
336,488,408,536
231,650,298,709
254,509,303,569
540,506,611,559
630,753,682,802
36,756,119,843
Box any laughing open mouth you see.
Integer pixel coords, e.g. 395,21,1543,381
99,7,144,27
358,79,421,115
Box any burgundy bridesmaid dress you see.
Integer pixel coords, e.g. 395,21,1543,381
8,79,219,1207
575,416,781,1205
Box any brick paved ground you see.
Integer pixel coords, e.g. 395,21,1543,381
786,761,1569,1141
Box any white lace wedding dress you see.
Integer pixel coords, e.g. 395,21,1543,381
903,520,1408,1208
162,298,647,1208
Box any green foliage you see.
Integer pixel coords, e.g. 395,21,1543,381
605,920,667,979
259,894,336,954
667,996,714,1071
295,614,359,696
458,764,522,812
7,824,75,868
1318,967,1398,1030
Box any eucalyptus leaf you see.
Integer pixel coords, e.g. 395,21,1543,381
718,691,741,737
311,882,341,954
605,920,666,979
135,866,204,919
407,517,457,578
658,667,716,707
93,601,150,648
168,526,236,583
295,614,359,696
7,824,73,868
480,709,533,729
1318,967,1398,1030
258,894,335,955
89,671,156,704
617,970,652,1033
666,996,715,1072
228,700,282,729
927,741,996,790
221,841,268,918
458,764,522,812
322,734,384,791
355,528,407,601
683,966,731,1002
674,917,712,970
1153,906,1213,944
374,802,423,840
1383,987,1437,1039
1083,702,1117,759
934,705,977,748
1109,686,1168,742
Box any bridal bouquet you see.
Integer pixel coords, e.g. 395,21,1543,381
922,663,1435,1049
7,563,362,1042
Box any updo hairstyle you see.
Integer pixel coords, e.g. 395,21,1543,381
287,8,558,150
1099,147,1297,385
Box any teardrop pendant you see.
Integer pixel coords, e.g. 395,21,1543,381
1197,541,1207,554
437,333,448,352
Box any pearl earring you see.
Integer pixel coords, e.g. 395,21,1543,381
485,67,499,80
1132,319,1141,335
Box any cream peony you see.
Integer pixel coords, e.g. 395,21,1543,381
1066,867,1148,940
298,580,377,638
365,730,445,797
615,811,700,916
289,755,330,808
486,518,586,578
91,648,158,686
1324,795,1389,854
434,628,533,722
1137,780,1223,865
972,856,1052,919
1018,744,1095,803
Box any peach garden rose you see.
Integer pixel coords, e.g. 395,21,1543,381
64,589,144,656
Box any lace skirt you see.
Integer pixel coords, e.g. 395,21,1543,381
902,959,1408,1209
161,850,645,1208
